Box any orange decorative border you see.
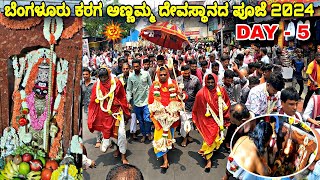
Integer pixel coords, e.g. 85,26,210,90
0,13,42,30
61,18,82,39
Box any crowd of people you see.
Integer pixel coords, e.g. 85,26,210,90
81,41,320,179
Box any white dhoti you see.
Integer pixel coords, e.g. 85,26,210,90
82,155,93,169
180,111,193,138
130,113,137,133
101,111,127,154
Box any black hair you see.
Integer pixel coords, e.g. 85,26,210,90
143,58,150,64
234,59,241,68
221,55,230,62
159,66,166,72
198,55,204,60
132,59,141,66
248,62,256,69
178,57,184,61
173,59,178,65
248,76,260,86
91,70,98,77
236,54,244,61
267,72,285,91
230,103,250,121
273,65,282,73
106,164,144,180
260,47,268,55
280,86,299,102
82,67,91,74
118,57,125,63
181,65,190,71
252,43,260,48
261,64,273,72
248,121,273,156
122,63,130,68
200,60,208,67
148,54,155,58
224,70,234,79
211,61,220,68
207,74,215,81
157,55,164,61
255,61,264,69
98,68,109,78
135,53,141,57
189,60,197,65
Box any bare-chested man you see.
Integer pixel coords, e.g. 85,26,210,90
225,121,273,179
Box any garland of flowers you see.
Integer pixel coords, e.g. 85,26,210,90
267,96,278,114
11,55,27,128
26,92,49,131
49,95,66,159
43,17,63,45
12,49,56,131
149,78,184,152
49,59,68,158
12,56,20,78
0,13,42,30
153,78,179,101
61,18,82,39
19,57,54,112
53,59,68,116
11,91,22,130
265,86,278,114
205,87,228,140
95,78,116,114
23,50,56,95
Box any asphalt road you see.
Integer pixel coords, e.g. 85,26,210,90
83,125,230,180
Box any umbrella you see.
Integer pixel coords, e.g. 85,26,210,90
140,21,190,50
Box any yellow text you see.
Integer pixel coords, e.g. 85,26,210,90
4,1,71,17
158,1,229,23
107,1,157,24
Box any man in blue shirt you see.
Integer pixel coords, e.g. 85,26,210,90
127,59,153,143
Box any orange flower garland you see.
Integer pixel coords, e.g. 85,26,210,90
11,91,22,130
0,13,42,30
49,94,65,158
61,18,82,39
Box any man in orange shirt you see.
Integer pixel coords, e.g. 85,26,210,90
303,52,320,109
